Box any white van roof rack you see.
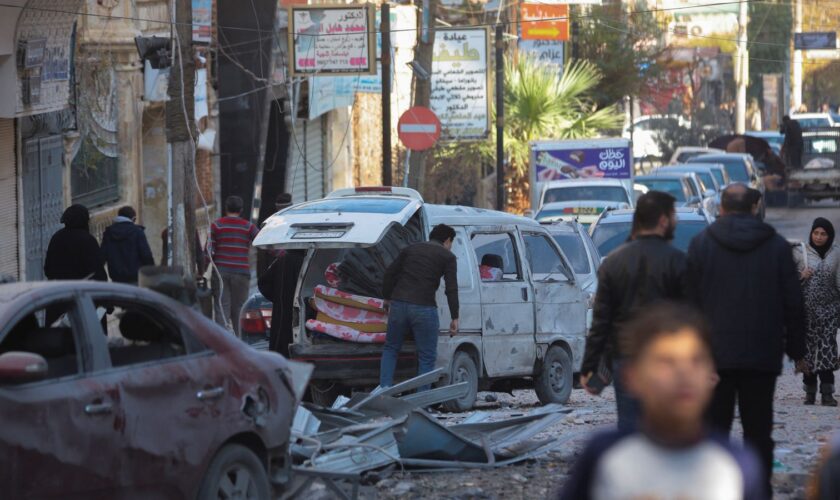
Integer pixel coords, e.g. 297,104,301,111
326,186,424,201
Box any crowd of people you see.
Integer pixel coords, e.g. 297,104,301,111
565,185,840,499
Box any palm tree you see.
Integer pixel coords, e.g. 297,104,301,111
501,56,624,211
427,56,623,212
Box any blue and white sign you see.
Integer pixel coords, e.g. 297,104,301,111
533,145,631,181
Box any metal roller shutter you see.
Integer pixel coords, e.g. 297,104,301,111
286,117,326,203
0,119,18,279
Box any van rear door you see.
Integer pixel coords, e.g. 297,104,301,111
254,196,424,249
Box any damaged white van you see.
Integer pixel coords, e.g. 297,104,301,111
253,187,587,411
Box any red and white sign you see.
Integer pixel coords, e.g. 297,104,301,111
398,107,441,151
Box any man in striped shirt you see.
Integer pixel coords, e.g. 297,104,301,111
209,195,258,336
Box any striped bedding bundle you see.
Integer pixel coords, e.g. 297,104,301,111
306,284,389,343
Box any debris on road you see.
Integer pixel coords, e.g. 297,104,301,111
283,368,575,499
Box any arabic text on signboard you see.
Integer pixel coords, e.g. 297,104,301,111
534,147,632,181
289,5,375,76
518,39,564,69
192,0,212,43
520,4,569,41
430,28,490,141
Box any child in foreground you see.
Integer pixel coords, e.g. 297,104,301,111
558,302,767,500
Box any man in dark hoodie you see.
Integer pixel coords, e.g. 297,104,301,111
44,204,108,282
686,183,806,495
101,206,155,284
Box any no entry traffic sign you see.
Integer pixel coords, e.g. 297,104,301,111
398,106,441,151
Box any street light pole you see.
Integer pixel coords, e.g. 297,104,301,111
495,24,505,212
791,0,803,111
734,0,748,134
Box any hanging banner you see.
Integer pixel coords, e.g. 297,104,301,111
192,0,212,43
430,28,491,141
289,4,376,76
519,39,565,68
795,32,837,50
520,4,569,41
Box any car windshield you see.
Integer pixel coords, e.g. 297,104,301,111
710,169,726,186
692,158,749,183
552,233,591,274
636,179,686,201
543,186,629,204
694,172,715,190
286,198,410,214
592,220,708,256
677,151,706,162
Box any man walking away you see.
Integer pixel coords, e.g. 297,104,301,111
45,204,108,282
687,183,806,496
208,195,259,336
559,303,765,500
580,191,689,431
781,115,804,169
101,206,154,284
380,224,459,391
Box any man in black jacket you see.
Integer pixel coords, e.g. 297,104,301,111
581,191,689,431
781,115,804,168
380,224,459,391
101,206,155,284
687,183,806,495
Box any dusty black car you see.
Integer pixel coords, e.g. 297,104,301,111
0,281,305,498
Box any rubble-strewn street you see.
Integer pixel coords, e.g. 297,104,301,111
345,369,833,500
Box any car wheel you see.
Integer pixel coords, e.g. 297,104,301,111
535,346,573,405
198,444,270,500
442,351,478,413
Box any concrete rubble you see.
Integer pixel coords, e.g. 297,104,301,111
282,368,575,499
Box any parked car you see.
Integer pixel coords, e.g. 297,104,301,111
787,128,840,206
0,281,304,498
240,293,272,344
589,207,713,257
536,179,634,227
254,187,588,411
623,114,690,160
655,164,725,217
792,113,838,130
686,153,765,218
635,173,704,208
670,146,725,164
542,221,601,330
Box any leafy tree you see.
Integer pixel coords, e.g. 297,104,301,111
748,0,792,103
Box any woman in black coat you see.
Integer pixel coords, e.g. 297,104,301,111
44,204,108,282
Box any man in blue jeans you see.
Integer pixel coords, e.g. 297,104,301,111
380,224,459,391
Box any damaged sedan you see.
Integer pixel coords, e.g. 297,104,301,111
0,281,306,499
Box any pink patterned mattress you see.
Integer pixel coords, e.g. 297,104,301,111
306,319,387,344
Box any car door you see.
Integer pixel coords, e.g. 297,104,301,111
0,293,124,498
82,292,241,497
520,229,587,369
470,227,536,377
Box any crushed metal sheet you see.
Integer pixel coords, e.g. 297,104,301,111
395,410,490,463
292,406,322,437
305,422,403,474
331,395,351,409
399,382,469,409
347,368,445,410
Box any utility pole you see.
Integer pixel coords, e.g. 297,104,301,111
495,24,505,212
791,0,803,112
382,3,392,186
407,0,436,193
734,0,748,134
166,0,197,279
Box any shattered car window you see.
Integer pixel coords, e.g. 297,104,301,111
93,301,187,368
0,301,80,382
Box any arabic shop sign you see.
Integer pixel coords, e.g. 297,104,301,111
520,4,569,41
534,146,632,181
519,39,564,69
430,28,490,141
289,5,376,76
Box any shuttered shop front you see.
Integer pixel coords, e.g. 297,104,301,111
287,116,325,203
0,119,18,278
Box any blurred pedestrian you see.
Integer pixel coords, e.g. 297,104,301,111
44,204,107,282
380,224,459,391
808,434,840,500
208,195,259,336
101,206,154,284
258,249,304,357
686,183,806,495
781,115,804,168
581,191,689,431
747,98,763,131
794,217,840,406
559,303,765,500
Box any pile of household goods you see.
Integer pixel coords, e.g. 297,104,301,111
304,222,423,344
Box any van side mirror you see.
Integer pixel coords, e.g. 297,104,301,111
0,352,48,384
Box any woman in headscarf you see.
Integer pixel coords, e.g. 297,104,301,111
44,204,108,282
794,217,840,406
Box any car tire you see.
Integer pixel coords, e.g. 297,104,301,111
198,444,270,500
442,351,479,413
534,346,573,405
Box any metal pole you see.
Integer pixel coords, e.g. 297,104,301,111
734,0,748,134
495,24,505,212
791,0,803,111
381,3,392,186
